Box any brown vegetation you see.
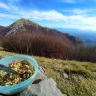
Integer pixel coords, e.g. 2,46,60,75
1,33,71,59
68,46,96,63
2,31,96,62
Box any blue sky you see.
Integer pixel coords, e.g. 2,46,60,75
0,0,96,31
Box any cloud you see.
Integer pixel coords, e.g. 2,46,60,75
0,13,19,19
19,10,67,21
0,2,10,9
0,1,19,11
72,9,90,14
8,3,19,11
17,9,95,24
20,9,96,31
1,9,86,22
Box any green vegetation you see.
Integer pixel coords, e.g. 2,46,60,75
0,48,96,96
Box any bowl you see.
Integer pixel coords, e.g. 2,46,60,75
0,55,38,95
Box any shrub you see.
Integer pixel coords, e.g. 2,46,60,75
1,33,70,59
68,46,96,62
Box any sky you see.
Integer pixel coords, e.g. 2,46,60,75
0,0,96,31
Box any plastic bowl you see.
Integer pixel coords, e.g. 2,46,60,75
0,55,38,95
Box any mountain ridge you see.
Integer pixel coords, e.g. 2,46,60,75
57,28,96,41
0,18,83,46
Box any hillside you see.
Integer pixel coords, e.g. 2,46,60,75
0,26,5,32
0,18,83,46
0,47,96,96
0,26,10,40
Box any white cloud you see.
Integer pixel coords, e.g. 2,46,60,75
23,10,67,21
63,8,93,15
13,10,66,21
73,9,89,14
8,3,19,11
81,17,96,25
0,2,10,9
0,1,19,11
17,10,95,24
0,13,19,19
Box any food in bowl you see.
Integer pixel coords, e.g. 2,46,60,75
0,60,35,86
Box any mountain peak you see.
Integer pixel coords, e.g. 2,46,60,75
10,18,38,27
19,18,27,21
6,18,41,35
16,18,28,24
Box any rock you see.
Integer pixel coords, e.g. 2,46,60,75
16,78,67,96
38,66,45,74
63,73,68,79
32,67,47,84
93,72,96,75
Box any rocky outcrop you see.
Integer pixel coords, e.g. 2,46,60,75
17,78,66,96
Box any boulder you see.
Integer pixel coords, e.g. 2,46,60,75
32,67,47,84
17,78,67,96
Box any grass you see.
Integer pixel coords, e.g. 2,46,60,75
34,57,96,96
0,47,96,96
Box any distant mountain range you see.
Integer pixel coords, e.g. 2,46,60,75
84,39,96,46
57,28,96,46
0,18,83,47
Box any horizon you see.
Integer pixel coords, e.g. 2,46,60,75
0,0,96,31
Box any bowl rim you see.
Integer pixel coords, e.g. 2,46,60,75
0,55,38,89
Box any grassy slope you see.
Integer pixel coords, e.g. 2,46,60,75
0,47,96,96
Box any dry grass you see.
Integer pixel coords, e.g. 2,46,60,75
33,57,96,96
0,47,17,56
0,48,96,96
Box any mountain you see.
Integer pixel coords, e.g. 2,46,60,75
84,39,96,46
0,18,83,46
0,26,5,31
0,26,10,40
6,18,41,35
57,28,96,41
0,26,6,35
